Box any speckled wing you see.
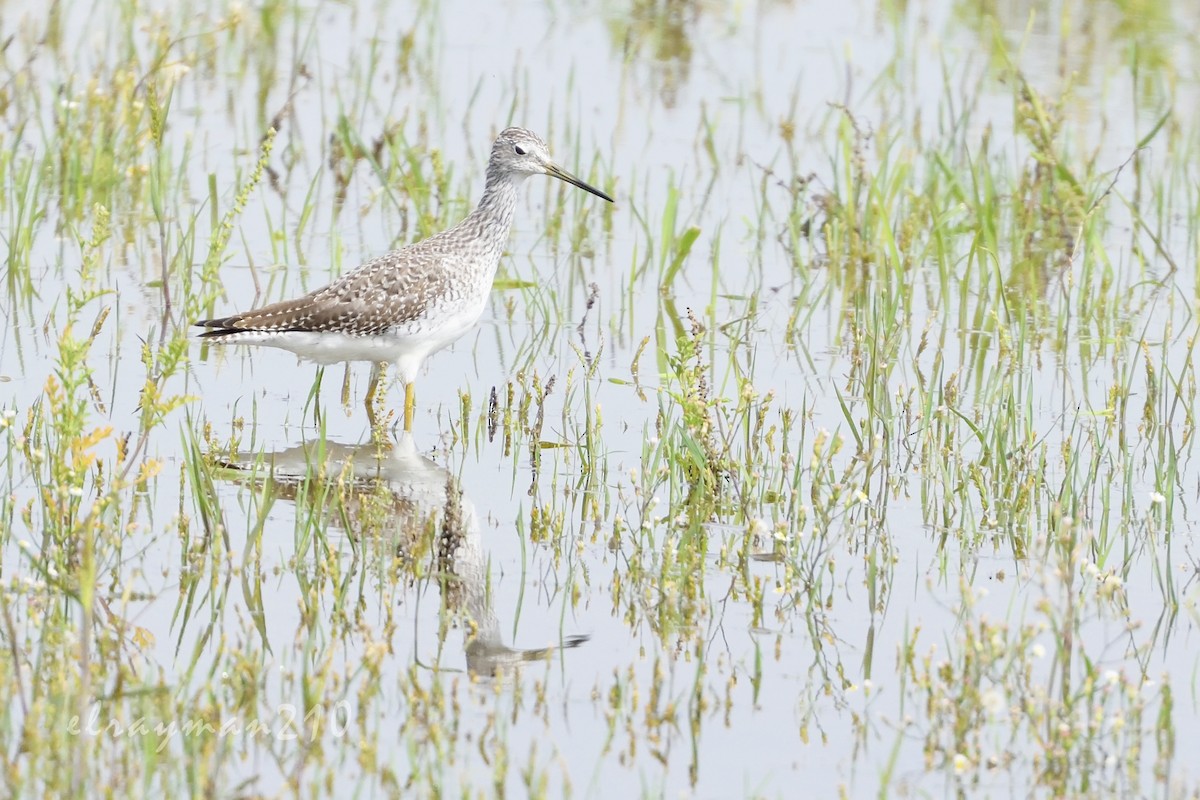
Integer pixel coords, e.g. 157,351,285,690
195,250,436,337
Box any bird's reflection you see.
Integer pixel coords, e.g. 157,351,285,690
214,431,587,676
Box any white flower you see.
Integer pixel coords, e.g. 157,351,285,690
158,61,191,89
981,688,1005,717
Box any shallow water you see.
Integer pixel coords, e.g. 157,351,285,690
3,0,1200,797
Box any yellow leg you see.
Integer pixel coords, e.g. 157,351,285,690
404,382,416,432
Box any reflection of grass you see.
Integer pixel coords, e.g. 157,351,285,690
954,0,1181,103
2,0,1199,796
605,0,698,107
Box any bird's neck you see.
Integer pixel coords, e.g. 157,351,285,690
459,167,523,257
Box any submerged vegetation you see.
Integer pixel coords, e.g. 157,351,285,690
1,0,1198,797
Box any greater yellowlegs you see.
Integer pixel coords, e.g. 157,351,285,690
195,127,613,429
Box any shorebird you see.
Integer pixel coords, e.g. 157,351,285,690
195,126,613,429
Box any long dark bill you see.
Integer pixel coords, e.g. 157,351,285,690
546,163,614,203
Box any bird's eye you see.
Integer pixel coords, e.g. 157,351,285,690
514,145,527,156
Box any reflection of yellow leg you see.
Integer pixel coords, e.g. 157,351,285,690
365,363,383,427
404,382,415,431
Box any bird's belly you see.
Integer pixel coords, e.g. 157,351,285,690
205,294,490,383
393,299,487,354
229,330,422,365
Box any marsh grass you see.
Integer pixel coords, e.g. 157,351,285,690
2,0,1199,797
